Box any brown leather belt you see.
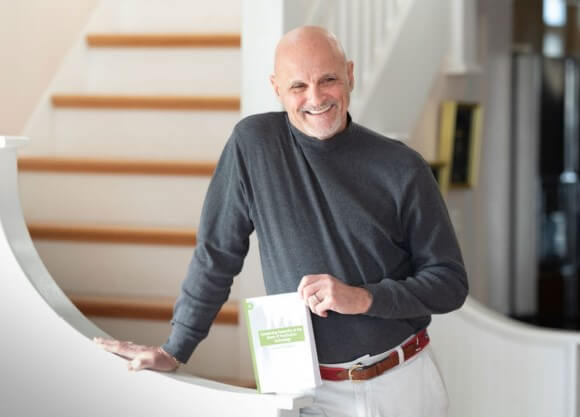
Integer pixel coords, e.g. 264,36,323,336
319,329,430,381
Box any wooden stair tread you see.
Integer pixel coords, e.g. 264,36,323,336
20,156,443,175
51,94,240,110
28,223,197,246
87,33,241,48
19,156,442,172
18,156,216,176
69,293,238,324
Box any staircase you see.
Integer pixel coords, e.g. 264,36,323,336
16,0,453,390
10,2,580,416
1,136,310,415
18,0,256,383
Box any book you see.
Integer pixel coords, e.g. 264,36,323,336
244,292,322,394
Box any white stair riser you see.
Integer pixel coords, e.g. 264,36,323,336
22,109,239,160
33,240,245,298
88,317,246,380
86,48,241,95
35,241,193,296
90,0,241,33
20,173,210,227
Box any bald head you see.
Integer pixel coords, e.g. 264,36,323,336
274,26,347,75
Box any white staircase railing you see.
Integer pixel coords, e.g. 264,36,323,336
306,0,412,107
0,137,311,417
430,298,580,417
242,0,450,140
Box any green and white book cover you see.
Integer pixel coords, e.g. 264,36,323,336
244,292,322,394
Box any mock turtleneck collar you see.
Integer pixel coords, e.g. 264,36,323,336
286,112,356,152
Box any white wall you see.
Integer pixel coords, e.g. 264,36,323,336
409,0,514,313
0,0,99,134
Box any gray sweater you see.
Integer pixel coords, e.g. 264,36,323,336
163,112,468,364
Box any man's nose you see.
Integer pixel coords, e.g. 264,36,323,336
307,85,325,106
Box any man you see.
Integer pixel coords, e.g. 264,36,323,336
95,26,468,416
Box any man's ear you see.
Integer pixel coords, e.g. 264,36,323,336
347,61,355,91
270,74,280,99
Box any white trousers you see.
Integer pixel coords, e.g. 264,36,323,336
300,345,448,417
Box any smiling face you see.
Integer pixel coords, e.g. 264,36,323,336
270,27,354,140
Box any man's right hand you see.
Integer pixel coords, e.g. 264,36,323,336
93,337,180,372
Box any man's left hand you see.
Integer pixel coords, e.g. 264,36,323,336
297,274,373,318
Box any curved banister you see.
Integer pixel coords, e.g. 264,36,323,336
452,296,580,344
0,138,312,416
429,298,580,416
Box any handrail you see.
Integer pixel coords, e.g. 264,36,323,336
429,297,580,416
454,296,580,344
0,139,311,415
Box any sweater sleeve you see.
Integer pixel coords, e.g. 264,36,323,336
363,162,468,319
162,133,254,363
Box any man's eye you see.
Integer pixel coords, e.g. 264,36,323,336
291,84,306,90
323,77,336,83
